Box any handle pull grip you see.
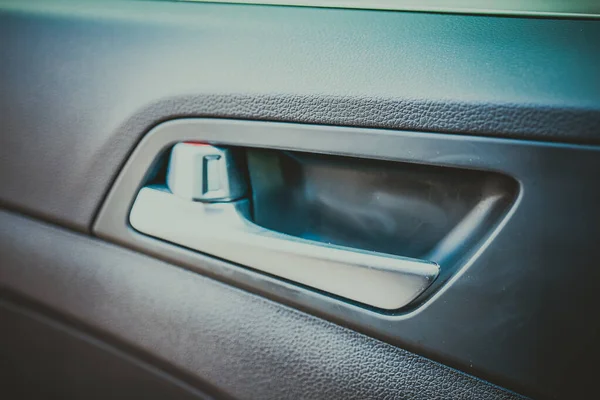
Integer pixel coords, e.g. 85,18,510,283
130,186,439,310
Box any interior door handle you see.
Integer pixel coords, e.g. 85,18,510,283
129,143,439,310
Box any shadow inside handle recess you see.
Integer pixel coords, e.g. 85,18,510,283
246,149,518,295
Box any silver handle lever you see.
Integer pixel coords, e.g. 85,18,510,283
129,143,439,310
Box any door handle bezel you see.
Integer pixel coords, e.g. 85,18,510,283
93,118,520,317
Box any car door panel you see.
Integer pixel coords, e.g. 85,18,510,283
1,1,598,400
0,209,524,400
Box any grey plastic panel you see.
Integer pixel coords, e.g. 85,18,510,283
1,0,600,231
95,119,600,400
0,299,214,400
0,209,526,400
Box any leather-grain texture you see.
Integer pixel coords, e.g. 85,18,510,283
1,0,599,231
0,209,526,400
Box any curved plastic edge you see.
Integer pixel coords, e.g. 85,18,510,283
182,0,600,19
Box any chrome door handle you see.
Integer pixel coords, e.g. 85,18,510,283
130,185,439,310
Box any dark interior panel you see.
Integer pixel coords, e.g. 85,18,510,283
0,299,213,400
0,209,525,400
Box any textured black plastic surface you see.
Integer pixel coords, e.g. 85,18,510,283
1,0,600,230
0,299,214,400
0,209,526,400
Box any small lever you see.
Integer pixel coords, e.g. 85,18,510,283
130,143,439,310
166,142,247,202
